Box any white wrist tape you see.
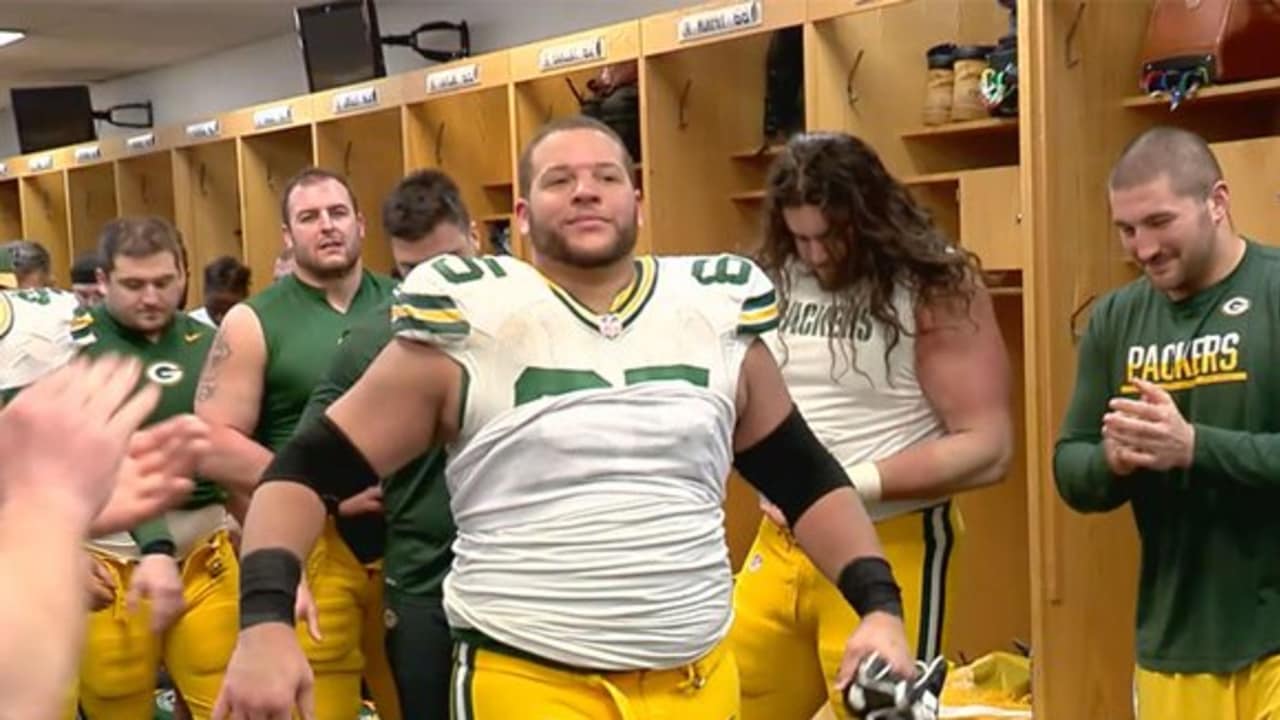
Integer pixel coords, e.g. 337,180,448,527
848,461,883,503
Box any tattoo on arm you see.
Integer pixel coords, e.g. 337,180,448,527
197,331,232,403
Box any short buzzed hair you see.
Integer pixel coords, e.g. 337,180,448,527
517,115,634,199
1109,126,1224,199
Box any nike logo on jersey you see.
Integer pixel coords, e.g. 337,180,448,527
184,332,203,343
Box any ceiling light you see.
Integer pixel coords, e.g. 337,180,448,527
0,30,26,49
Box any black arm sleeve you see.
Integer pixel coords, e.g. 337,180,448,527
733,405,847,527
261,414,379,510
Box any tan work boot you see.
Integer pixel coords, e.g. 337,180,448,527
951,44,994,121
923,43,955,126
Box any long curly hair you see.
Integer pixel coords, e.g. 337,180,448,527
757,132,980,377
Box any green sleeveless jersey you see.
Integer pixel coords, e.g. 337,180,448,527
1056,240,1280,673
244,271,395,451
75,305,225,548
299,301,454,597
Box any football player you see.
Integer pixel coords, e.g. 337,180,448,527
214,116,915,720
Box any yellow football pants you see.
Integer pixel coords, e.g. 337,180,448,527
1136,654,1280,720
450,640,738,720
300,520,400,720
72,530,239,720
729,502,961,720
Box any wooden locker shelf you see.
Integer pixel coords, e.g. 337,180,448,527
902,170,963,186
174,139,243,302
730,144,784,161
1123,76,1280,109
729,189,765,202
901,116,1019,139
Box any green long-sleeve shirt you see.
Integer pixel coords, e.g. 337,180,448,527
298,301,454,597
1054,239,1280,673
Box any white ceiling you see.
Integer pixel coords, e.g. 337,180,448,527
0,0,415,103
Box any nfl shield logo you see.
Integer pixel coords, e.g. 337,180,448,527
599,313,623,339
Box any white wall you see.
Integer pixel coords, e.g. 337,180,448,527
0,0,692,158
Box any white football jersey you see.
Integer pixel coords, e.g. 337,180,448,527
392,252,778,670
0,288,89,391
766,264,946,522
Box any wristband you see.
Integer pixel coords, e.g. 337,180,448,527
239,548,301,630
838,556,904,619
848,461,883,503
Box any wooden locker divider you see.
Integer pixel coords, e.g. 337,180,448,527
234,93,317,293
313,77,406,275
402,52,516,256
508,21,644,257
0,179,21,240
642,0,806,261
1024,2,1150,719
174,135,243,305
65,146,120,265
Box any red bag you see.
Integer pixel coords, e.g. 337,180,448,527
1141,0,1280,86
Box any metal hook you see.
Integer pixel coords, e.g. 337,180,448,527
434,122,446,166
678,78,693,130
198,162,208,196
343,140,354,176
140,176,150,207
846,49,866,107
565,77,585,105
1065,2,1086,69
1069,292,1097,342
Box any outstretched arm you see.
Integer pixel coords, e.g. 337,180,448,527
215,339,461,719
733,339,912,680
0,356,159,719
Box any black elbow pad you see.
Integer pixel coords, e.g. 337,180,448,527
262,414,379,511
733,406,848,526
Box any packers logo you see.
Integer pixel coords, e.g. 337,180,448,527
0,294,11,341
1222,296,1250,317
146,361,184,386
